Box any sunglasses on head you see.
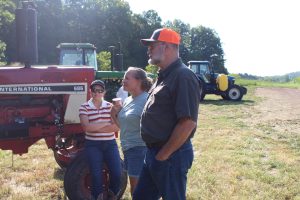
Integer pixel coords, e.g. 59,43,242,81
92,89,105,94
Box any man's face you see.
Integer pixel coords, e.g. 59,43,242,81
147,42,166,66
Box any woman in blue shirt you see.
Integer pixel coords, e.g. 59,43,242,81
111,67,152,195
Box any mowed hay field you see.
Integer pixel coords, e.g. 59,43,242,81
1,86,300,200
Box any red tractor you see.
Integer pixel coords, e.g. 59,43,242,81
0,2,127,200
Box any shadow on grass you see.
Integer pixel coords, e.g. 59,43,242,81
53,167,66,181
201,99,254,106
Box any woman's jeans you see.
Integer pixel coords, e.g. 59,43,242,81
85,139,122,199
133,140,194,200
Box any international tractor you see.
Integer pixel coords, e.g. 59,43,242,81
0,2,128,200
188,61,247,101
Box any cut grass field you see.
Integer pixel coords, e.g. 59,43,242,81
187,86,300,200
1,83,300,200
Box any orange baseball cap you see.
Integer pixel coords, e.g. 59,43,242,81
141,28,181,46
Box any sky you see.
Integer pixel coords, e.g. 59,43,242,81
126,0,300,76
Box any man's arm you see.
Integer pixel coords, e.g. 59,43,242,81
155,117,196,161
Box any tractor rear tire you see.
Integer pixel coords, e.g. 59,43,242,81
226,85,243,101
64,152,127,200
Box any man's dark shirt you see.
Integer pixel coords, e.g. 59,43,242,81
141,58,200,144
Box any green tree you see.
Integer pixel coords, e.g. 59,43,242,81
190,26,226,73
142,10,162,27
97,0,133,69
145,64,158,75
0,41,6,65
1,0,227,73
97,51,111,71
63,0,134,70
127,10,162,69
36,0,64,64
0,0,16,64
126,13,149,68
63,0,99,43
0,0,15,38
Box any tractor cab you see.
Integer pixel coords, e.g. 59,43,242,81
188,61,213,83
57,43,98,70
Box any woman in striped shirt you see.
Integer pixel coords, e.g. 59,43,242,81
79,80,121,200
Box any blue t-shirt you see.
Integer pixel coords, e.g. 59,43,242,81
118,92,148,151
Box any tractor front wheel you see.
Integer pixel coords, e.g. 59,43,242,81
53,135,85,168
226,85,243,101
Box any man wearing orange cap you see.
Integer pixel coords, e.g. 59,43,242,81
133,28,200,200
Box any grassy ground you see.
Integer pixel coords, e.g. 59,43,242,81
235,76,300,89
1,84,300,199
0,143,66,200
187,87,300,200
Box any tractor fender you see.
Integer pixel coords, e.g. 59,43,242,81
216,74,228,91
240,85,247,95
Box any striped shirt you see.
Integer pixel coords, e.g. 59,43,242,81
79,99,115,141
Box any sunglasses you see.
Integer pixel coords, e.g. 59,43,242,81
92,89,105,94
148,42,165,49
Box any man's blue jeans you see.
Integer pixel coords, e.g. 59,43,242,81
85,139,122,199
133,140,194,200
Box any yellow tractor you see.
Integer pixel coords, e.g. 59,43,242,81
188,61,247,101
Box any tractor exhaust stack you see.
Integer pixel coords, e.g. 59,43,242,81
16,1,38,68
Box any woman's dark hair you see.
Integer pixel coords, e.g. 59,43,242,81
127,67,153,92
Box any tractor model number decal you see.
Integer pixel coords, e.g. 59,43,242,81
73,85,84,91
0,83,87,94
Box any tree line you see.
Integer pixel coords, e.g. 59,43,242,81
0,0,227,73
238,71,300,82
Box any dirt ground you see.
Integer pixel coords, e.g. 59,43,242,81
247,87,300,134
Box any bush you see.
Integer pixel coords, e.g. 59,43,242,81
0,41,6,65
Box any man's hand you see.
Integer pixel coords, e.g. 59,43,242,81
155,153,169,161
155,117,196,161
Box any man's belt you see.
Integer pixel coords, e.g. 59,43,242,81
146,141,166,148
